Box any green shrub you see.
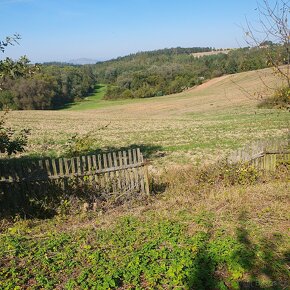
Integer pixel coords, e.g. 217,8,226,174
0,111,30,156
64,132,99,157
258,86,290,110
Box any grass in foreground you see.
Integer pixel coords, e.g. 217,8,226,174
1,164,289,289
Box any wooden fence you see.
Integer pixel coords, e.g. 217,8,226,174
0,148,149,200
227,139,290,171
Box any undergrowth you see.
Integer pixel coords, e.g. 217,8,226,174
258,86,290,111
0,162,289,289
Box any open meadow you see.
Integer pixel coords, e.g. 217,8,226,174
6,67,290,167
1,67,290,289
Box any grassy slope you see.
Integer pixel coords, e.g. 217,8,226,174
7,67,289,165
64,84,108,111
1,169,289,289
64,84,136,111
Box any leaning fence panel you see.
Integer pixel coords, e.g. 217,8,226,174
0,148,149,214
227,139,290,171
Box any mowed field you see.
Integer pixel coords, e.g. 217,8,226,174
7,67,289,166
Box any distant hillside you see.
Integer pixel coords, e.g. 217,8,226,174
104,47,214,62
93,46,277,100
68,58,98,65
191,49,232,58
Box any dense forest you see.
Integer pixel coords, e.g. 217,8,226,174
0,64,96,110
0,45,286,109
96,45,285,99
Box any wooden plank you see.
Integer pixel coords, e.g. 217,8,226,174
58,158,65,190
45,159,52,176
63,158,70,176
21,160,31,193
97,154,104,190
107,152,113,168
91,154,98,188
87,155,92,173
113,151,121,191
82,155,87,174
76,156,83,186
132,148,139,190
137,148,143,163
98,154,102,170
92,155,97,171
103,153,108,169
127,149,134,190
75,157,81,175
103,153,109,192
122,151,130,190
118,151,125,190
62,158,70,190
71,157,77,176
272,154,277,171
51,159,58,177
59,158,64,177
143,163,150,195
137,149,145,193
132,148,137,164
107,152,116,192
86,155,94,187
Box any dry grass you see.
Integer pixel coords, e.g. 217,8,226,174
6,67,289,166
6,164,289,240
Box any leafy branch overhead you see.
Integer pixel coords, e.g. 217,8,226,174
0,34,39,90
0,35,32,155
0,33,21,53
243,0,290,109
244,0,289,84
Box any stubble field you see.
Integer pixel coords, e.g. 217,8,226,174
6,67,290,167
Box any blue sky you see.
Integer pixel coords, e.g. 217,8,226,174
1,0,267,62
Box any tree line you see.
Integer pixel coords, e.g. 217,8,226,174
1,45,287,109
94,45,287,100
0,64,96,110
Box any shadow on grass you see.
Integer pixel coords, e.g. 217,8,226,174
90,143,166,160
183,210,289,289
234,211,289,289
58,143,166,162
186,237,221,289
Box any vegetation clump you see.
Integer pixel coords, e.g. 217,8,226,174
0,111,29,156
258,86,290,110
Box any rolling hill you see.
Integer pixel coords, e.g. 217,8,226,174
6,67,289,166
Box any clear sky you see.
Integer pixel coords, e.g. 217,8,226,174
1,0,270,63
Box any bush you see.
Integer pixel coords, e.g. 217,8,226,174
64,132,99,157
258,86,290,110
0,111,30,156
